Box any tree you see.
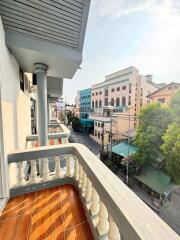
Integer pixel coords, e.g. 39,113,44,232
161,123,180,184
133,103,172,166
161,90,180,184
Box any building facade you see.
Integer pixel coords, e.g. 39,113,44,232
89,66,161,144
147,82,180,105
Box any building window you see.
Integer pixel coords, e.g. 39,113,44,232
104,98,108,106
116,97,120,107
129,83,132,94
128,96,131,105
92,93,94,96
110,98,114,106
98,131,100,139
96,92,98,96
147,99,151,104
122,96,126,106
99,100,102,107
158,98,165,103
111,88,114,92
95,130,97,136
99,91,102,95
105,89,108,96
92,101,94,108
122,85,126,90
140,98,143,107
95,100,98,108
141,88,143,97
168,86,172,90
98,122,100,127
19,68,24,91
117,87,120,91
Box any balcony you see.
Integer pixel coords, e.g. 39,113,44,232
4,143,179,240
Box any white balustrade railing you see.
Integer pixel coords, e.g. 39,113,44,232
7,144,179,240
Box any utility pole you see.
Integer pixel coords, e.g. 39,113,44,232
126,111,130,185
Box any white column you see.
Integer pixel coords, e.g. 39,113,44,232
42,158,49,181
61,137,68,144
30,160,37,183
17,161,25,186
54,138,59,145
97,200,109,236
90,187,99,216
55,156,61,178
85,178,92,203
108,215,121,240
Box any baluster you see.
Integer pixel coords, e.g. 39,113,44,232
55,156,61,178
43,158,49,181
30,160,37,183
78,165,83,188
108,215,121,240
31,140,35,148
74,156,79,180
85,178,92,203
97,200,109,237
82,171,87,196
66,155,71,176
90,188,99,227
48,139,51,145
54,138,59,145
17,161,25,186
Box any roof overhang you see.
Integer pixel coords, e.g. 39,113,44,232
0,0,90,78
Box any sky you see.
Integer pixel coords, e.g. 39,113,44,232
63,0,180,104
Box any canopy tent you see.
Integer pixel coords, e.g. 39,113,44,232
135,168,174,195
112,142,137,157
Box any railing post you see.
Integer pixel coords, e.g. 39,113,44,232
78,164,83,188
108,215,121,240
85,178,92,202
82,171,87,196
97,200,109,237
30,160,37,183
43,158,49,181
55,156,61,178
66,155,71,176
17,161,25,186
74,156,79,180
90,187,99,226
54,138,59,145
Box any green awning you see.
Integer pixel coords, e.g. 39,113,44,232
112,142,137,157
135,168,173,195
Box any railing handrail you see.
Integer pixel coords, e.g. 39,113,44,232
7,143,179,240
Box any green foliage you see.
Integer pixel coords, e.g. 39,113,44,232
71,116,80,132
169,90,180,123
133,103,172,166
162,123,180,184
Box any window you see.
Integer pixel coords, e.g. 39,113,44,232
141,88,143,97
158,98,165,103
95,130,97,136
111,88,114,92
122,85,126,90
129,83,132,94
168,86,172,90
99,100,102,108
128,96,131,105
122,96,126,106
98,131,100,139
110,98,114,106
117,87,120,91
19,68,24,91
95,100,98,108
96,92,98,96
140,98,143,107
104,98,108,106
92,101,94,108
116,97,120,107
99,91,102,95
98,122,100,127
92,93,94,96
105,89,108,96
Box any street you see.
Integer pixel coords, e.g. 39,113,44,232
69,130,100,156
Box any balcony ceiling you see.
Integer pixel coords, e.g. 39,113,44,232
0,0,90,78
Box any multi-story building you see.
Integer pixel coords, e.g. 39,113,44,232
147,82,180,105
0,3,178,240
79,88,94,132
89,67,161,144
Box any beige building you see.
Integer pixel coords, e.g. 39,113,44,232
147,82,180,106
89,67,162,144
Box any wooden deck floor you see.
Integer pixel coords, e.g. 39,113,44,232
0,185,93,240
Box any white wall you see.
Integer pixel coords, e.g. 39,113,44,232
0,17,31,195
